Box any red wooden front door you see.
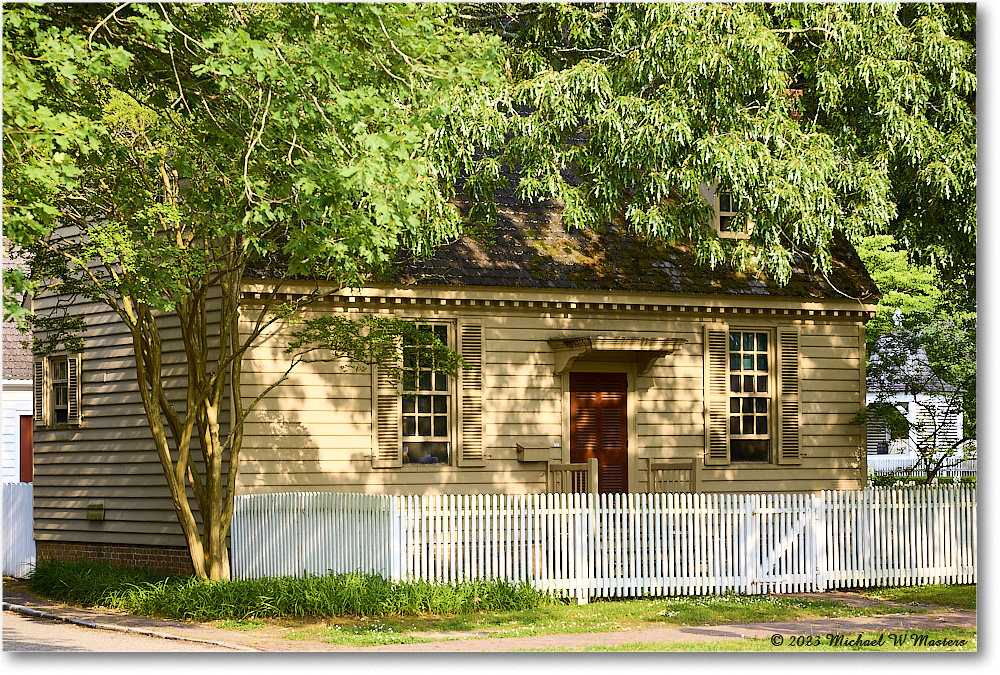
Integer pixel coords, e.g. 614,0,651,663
570,372,628,493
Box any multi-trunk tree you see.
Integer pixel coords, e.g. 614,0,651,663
4,2,496,579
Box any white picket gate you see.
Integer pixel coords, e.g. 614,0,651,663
2,482,35,578
231,487,976,603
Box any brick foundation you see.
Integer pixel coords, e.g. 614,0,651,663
35,540,195,576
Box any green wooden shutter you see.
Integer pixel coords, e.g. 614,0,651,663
777,327,802,465
458,323,485,467
373,364,402,468
33,359,45,424
67,353,82,426
703,324,730,466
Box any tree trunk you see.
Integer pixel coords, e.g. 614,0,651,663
128,297,238,581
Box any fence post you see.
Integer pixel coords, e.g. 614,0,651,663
574,493,589,604
389,495,402,581
813,492,828,592
231,494,242,580
744,494,759,594
587,457,599,494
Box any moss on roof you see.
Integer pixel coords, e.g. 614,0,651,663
386,193,880,301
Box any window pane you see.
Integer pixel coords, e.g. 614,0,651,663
404,441,449,465
418,417,431,436
757,375,768,393
433,396,448,414
743,354,754,370
418,371,432,390
418,395,431,413
434,325,448,343
403,417,416,436
756,416,768,434
402,372,416,391
730,398,740,413
743,333,754,350
744,375,754,393
402,395,415,413
433,416,447,437
729,333,741,351
730,375,741,393
743,415,755,434
755,398,768,413
742,397,753,413
434,372,448,391
730,354,741,371
757,333,767,351
720,193,732,212
757,354,768,371
54,360,68,380
730,417,741,434
731,439,769,462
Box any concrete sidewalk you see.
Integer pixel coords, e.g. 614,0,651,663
1,580,977,652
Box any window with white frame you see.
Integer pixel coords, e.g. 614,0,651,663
728,330,771,462
373,321,484,470
34,353,82,427
50,355,70,424
716,190,751,238
401,324,451,465
704,324,800,466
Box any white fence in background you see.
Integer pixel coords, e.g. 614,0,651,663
231,487,977,603
868,456,977,478
2,482,35,578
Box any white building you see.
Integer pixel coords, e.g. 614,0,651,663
2,241,33,483
864,335,968,469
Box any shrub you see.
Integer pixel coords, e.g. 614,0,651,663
28,559,551,621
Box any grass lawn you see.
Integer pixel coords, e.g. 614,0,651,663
233,591,948,648
18,560,975,650
853,584,976,609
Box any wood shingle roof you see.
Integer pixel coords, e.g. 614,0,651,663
388,191,880,302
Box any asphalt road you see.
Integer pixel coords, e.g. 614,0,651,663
2,611,233,652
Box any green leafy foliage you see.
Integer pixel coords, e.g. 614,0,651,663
855,234,942,349
28,560,550,621
4,3,976,579
3,3,502,579
453,3,975,293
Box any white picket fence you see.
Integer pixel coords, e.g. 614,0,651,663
231,487,977,603
868,455,977,478
2,482,35,578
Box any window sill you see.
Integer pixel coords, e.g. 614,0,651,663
717,231,751,240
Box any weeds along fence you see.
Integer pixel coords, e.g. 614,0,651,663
230,487,976,603
2,482,35,578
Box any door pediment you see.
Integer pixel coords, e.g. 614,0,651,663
548,336,686,375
